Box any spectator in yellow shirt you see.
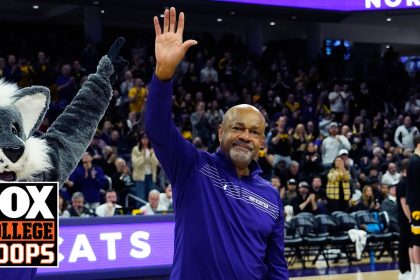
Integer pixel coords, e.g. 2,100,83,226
128,78,147,113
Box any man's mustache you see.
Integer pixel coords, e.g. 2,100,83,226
232,140,254,151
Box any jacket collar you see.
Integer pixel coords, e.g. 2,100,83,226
214,148,262,177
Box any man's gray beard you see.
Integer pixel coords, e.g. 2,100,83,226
229,147,253,166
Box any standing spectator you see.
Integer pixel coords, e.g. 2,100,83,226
271,116,293,167
111,158,134,205
55,64,77,108
326,156,351,212
394,116,419,150
120,70,134,97
131,133,159,201
128,78,147,113
200,59,218,84
32,51,53,86
329,84,346,120
190,101,212,146
66,152,108,210
95,189,122,217
3,54,22,83
322,122,351,169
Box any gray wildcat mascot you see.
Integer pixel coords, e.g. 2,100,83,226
0,38,128,280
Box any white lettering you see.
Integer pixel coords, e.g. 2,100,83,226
25,243,39,264
100,232,122,260
68,234,97,263
407,0,420,6
385,0,403,7
40,243,55,264
0,244,8,264
10,244,24,264
366,0,381,8
26,185,53,219
130,231,151,259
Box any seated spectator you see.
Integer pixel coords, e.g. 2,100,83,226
95,189,122,217
282,178,298,206
311,176,328,214
378,184,390,204
140,190,168,215
159,184,173,210
62,192,96,217
355,185,380,212
381,185,398,231
290,181,318,215
59,194,68,216
271,176,285,200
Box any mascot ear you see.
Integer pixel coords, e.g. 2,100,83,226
13,86,50,138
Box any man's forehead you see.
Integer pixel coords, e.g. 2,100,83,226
225,107,264,125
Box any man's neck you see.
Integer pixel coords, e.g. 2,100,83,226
235,167,250,177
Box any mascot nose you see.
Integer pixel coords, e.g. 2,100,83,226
3,146,24,163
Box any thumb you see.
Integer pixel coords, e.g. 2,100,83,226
181,40,198,53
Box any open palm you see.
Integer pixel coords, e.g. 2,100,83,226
154,7,197,80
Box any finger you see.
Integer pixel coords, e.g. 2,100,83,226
177,12,184,35
154,16,161,36
108,37,125,61
181,39,198,53
169,7,176,32
163,8,169,32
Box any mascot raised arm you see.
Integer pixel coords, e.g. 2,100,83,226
0,38,128,280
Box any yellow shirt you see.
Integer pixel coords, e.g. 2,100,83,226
128,86,147,113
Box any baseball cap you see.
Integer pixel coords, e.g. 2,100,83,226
287,178,297,185
298,181,310,189
338,149,349,156
329,122,338,129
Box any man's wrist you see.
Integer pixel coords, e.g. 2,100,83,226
155,64,175,81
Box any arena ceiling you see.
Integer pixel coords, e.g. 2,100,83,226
0,0,419,31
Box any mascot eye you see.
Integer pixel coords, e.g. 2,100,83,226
12,124,18,135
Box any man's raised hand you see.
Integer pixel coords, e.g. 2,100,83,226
154,7,198,81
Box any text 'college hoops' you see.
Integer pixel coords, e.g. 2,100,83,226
0,182,58,267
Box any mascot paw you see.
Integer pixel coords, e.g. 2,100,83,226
108,37,129,84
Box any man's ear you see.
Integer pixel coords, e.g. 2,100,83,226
218,124,224,143
13,86,50,138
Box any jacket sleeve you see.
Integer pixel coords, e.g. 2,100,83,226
41,56,113,187
265,202,289,280
145,74,201,186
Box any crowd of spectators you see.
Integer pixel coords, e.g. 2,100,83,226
1,32,419,221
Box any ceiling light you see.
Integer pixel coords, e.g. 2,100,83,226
386,17,392,22
270,21,275,26
386,45,390,49
33,5,39,9
230,11,236,15
159,14,164,18
292,15,297,20
217,18,222,22
100,9,105,14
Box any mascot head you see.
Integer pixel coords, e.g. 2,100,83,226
0,80,52,182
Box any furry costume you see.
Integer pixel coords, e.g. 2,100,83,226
0,38,127,280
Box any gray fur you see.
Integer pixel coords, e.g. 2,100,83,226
0,55,114,186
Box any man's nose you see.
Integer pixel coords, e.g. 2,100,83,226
238,129,251,141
